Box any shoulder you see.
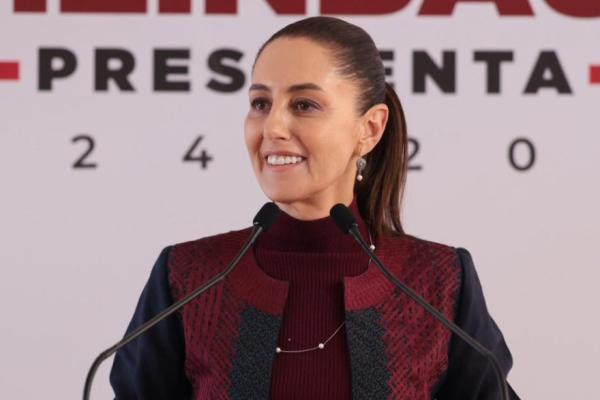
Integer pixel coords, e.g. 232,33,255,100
379,232,463,273
386,235,493,320
168,227,253,264
377,233,467,302
165,227,253,295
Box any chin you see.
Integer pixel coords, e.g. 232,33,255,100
260,184,312,205
264,191,306,205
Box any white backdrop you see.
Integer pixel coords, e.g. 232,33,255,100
1,1,599,399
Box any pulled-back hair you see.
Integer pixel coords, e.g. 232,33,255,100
253,16,409,239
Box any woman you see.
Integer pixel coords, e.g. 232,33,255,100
110,17,520,399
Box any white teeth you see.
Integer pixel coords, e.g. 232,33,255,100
267,155,304,166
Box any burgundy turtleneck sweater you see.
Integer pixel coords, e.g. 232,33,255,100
253,201,371,400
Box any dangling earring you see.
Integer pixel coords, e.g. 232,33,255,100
356,157,366,182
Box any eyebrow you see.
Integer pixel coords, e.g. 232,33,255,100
248,82,324,93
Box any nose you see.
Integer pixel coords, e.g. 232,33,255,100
262,102,291,141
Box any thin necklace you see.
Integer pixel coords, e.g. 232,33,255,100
275,231,375,355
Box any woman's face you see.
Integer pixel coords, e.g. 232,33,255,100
245,37,379,219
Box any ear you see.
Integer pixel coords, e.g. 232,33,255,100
357,103,389,156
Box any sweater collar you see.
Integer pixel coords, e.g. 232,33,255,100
228,199,400,313
255,198,371,253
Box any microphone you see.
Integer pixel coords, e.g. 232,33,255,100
83,202,280,400
330,204,510,400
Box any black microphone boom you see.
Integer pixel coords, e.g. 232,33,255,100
330,204,510,400
83,203,280,400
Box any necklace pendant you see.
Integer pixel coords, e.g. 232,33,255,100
275,321,345,354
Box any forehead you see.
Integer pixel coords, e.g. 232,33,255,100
251,37,349,91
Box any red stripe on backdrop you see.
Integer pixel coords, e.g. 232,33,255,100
159,0,191,13
61,0,146,13
205,0,305,14
205,0,236,13
590,66,600,84
14,0,46,12
0,62,19,80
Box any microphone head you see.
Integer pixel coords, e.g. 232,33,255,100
330,203,357,234
253,202,280,231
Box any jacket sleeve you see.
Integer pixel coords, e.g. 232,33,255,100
434,247,520,400
109,246,192,400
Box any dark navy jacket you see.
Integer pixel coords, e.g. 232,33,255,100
110,230,520,399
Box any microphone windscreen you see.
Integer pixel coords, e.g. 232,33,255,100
330,203,356,234
253,202,280,231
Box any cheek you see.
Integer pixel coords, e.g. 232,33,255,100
307,120,359,168
244,117,261,157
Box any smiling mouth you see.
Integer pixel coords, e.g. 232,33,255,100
265,155,306,166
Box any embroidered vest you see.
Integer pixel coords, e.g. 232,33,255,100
167,229,461,400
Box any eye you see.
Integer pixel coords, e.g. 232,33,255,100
250,98,270,112
293,99,319,112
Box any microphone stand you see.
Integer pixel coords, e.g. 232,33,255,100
330,203,509,400
348,226,509,400
82,223,266,400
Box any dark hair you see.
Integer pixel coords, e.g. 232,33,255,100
253,17,408,239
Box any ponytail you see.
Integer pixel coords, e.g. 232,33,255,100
355,82,408,239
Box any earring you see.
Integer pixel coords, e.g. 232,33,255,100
356,157,366,182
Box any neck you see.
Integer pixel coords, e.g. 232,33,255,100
256,198,370,253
